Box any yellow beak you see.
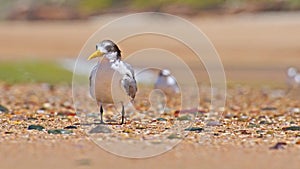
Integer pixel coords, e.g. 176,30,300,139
87,51,103,60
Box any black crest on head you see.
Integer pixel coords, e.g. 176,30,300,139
101,40,121,59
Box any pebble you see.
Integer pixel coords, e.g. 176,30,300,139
27,117,38,121
247,123,260,128
0,105,9,113
64,125,77,129
240,130,251,135
4,131,13,134
57,111,76,117
270,142,287,150
123,128,133,133
290,107,300,113
88,125,112,134
177,115,191,121
206,121,222,126
282,126,300,131
238,115,249,122
48,129,73,134
135,124,147,129
42,103,52,109
156,117,167,121
261,107,277,111
28,125,45,131
259,120,272,125
224,113,234,119
184,127,203,132
36,109,46,114
167,134,181,139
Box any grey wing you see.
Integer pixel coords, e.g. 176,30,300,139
122,77,137,101
122,63,137,101
89,64,98,99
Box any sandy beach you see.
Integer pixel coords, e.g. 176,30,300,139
0,12,300,169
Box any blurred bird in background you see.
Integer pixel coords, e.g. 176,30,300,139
154,69,180,95
286,67,299,93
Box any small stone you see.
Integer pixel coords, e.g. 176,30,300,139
42,103,52,109
206,121,222,126
64,125,77,129
167,133,181,139
174,110,180,117
88,125,112,134
57,111,76,117
270,142,287,150
238,115,249,122
184,127,203,132
261,107,277,111
36,109,46,114
290,108,300,113
4,131,13,134
48,129,73,134
157,117,167,121
62,101,72,108
177,115,191,121
135,124,146,129
27,117,38,121
247,123,260,128
259,120,267,124
240,130,251,135
282,126,300,131
123,128,133,133
0,105,9,113
224,114,234,119
28,125,45,131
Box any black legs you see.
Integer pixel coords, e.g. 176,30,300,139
120,104,125,125
100,104,104,124
98,103,125,125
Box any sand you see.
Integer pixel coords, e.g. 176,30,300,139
0,12,300,169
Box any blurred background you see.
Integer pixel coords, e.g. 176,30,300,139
0,0,300,87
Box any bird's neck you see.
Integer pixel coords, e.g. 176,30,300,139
100,57,131,77
110,60,132,77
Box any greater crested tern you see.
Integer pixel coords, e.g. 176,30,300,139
88,40,137,125
287,67,298,93
154,69,179,95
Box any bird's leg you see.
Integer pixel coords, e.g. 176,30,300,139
120,103,125,125
100,104,105,124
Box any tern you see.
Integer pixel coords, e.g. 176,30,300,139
287,67,298,93
88,40,137,125
154,69,179,95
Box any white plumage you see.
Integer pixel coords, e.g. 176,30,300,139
88,40,137,124
154,69,180,95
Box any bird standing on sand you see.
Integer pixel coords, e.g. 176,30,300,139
88,40,137,124
286,67,299,93
154,69,179,95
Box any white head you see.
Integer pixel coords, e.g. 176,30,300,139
159,69,171,77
